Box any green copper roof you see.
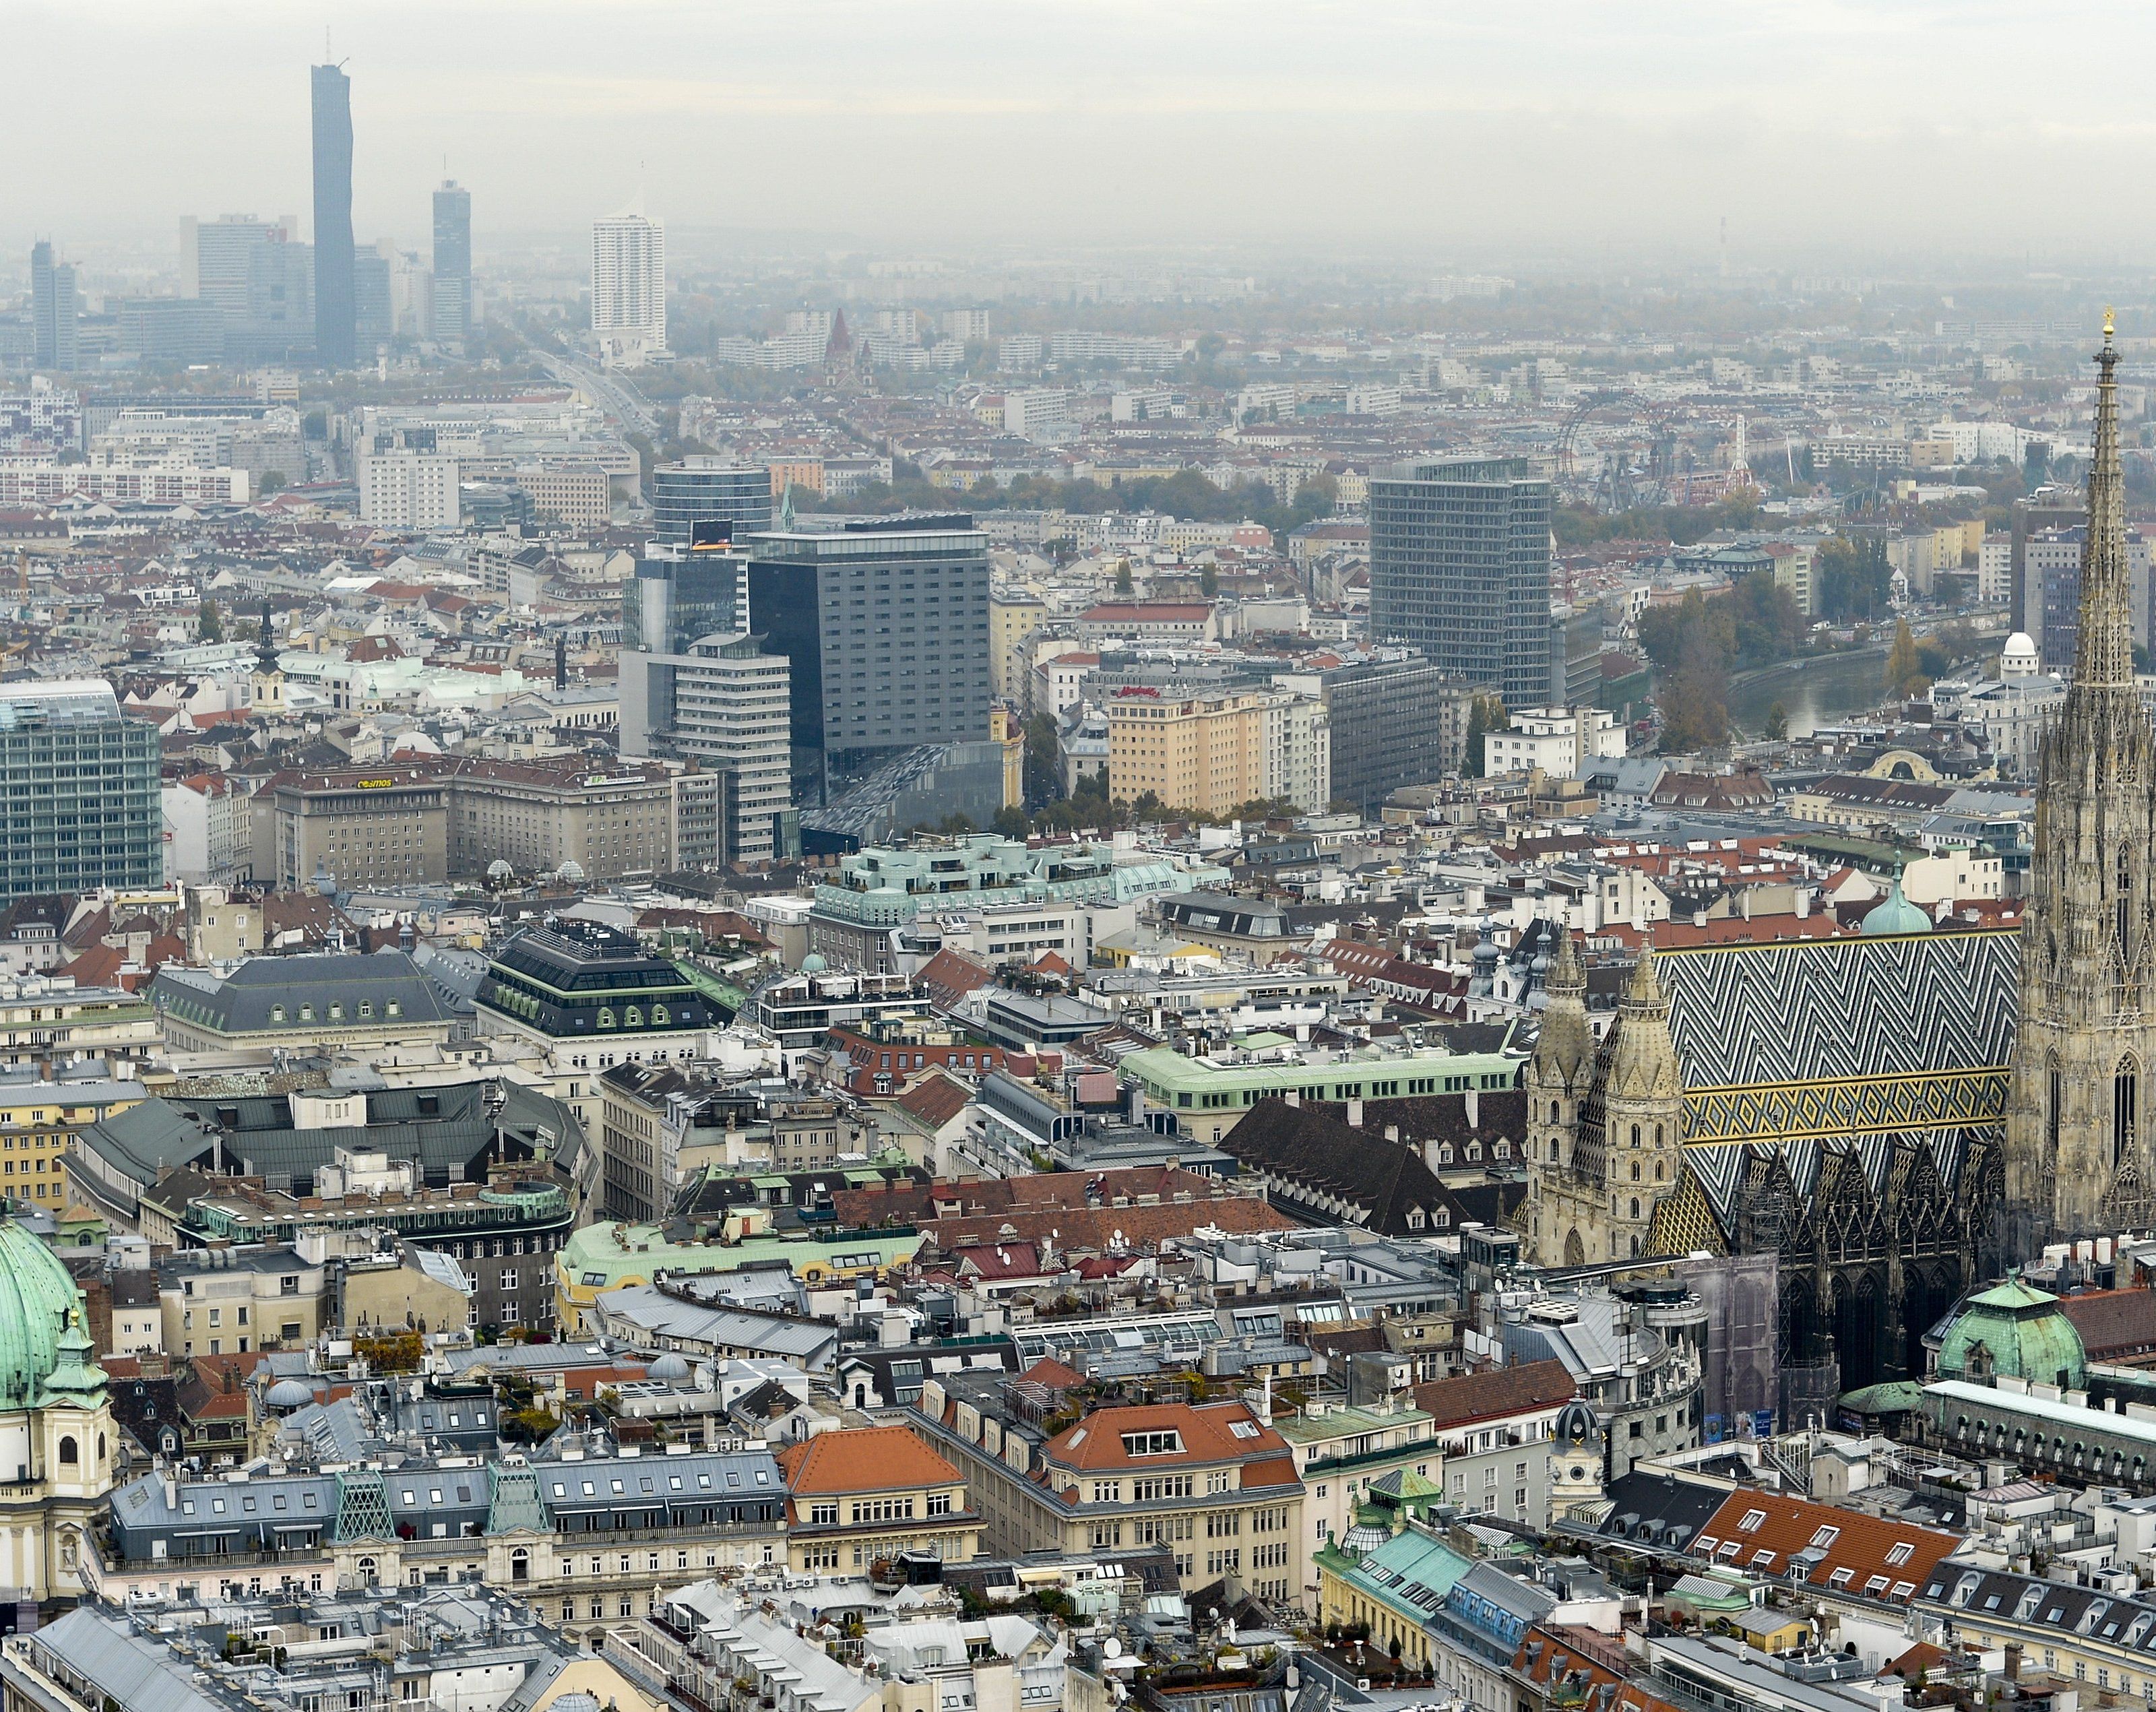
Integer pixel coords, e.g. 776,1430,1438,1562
0,1219,88,1409
37,1310,106,1407
1861,875,1932,936
1938,1272,2087,1391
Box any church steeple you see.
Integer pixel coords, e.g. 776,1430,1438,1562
2074,311,2135,693
2005,313,2156,1245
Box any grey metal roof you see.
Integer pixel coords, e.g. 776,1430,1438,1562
28,1606,234,1712
150,949,459,1038
589,1285,838,1367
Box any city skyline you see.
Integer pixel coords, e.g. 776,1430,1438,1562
10,3,2156,264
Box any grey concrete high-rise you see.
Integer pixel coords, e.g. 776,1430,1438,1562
747,513,991,804
30,243,77,373
431,181,471,348
0,682,160,901
1370,455,1553,709
650,459,771,546
311,63,356,369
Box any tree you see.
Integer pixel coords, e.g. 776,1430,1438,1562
1200,564,1219,598
1816,536,1893,623
197,598,222,643
1461,693,1507,778
1765,701,1789,740
257,470,287,497
1022,713,1065,809
1884,619,1924,695
1114,559,1135,596
992,804,1031,841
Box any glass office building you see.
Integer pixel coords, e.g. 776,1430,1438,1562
1370,456,1552,709
747,513,991,804
0,683,162,901
310,63,355,368
650,459,772,547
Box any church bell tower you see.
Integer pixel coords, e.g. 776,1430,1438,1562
2005,313,2156,1243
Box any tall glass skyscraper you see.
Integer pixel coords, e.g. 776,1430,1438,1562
30,243,78,373
311,63,356,368
1369,456,1553,709
0,683,161,901
650,459,772,546
431,181,471,348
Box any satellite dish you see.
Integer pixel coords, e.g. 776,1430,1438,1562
1102,1639,1122,1660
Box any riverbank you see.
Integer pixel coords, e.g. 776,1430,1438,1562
1723,647,1891,738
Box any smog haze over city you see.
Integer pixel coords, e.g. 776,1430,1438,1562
11,1,2155,269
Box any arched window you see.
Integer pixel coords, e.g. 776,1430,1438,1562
1655,1160,1666,1181
1630,1235,1641,1258
596,1007,616,1029
1655,1124,1664,1145
2118,1058,2140,1164
2050,1057,2064,1155
1629,1197,1641,1219
57,1435,76,1465
623,1006,643,1028
96,1433,106,1463
1550,1100,1560,1123
652,1004,670,1026
1629,1124,1641,1147
511,1548,531,1583
1630,1161,1640,1181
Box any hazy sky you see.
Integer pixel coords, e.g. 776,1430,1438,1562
9,1,2151,269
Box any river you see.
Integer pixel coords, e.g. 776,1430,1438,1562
1725,647,1893,738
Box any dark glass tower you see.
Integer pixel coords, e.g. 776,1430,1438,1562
311,62,356,368
432,180,471,346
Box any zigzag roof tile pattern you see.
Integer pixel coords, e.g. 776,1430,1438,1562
1653,928,2019,1127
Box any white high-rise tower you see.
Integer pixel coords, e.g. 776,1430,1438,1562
591,207,665,368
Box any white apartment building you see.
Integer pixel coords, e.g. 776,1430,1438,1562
660,634,792,864
357,450,460,529
1278,693,1332,813
161,775,253,885
943,308,991,342
1004,388,1075,445
591,211,666,367
1482,707,1626,779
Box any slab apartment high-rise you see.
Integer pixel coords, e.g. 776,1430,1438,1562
1369,456,1553,709
591,211,664,367
747,514,991,804
311,63,356,368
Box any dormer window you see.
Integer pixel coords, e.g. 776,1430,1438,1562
1738,1509,1767,1533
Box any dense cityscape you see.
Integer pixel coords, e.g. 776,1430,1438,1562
6,16,2156,1712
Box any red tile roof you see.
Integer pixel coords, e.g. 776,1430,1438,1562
1412,1360,1577,1430
1693,1489,1959,1595
1044,1401,1293,1475
778,1424,960,1497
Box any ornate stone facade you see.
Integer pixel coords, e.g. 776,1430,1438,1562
2004,317,2156,1242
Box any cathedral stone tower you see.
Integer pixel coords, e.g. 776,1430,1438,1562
2006,313,2156,1243
1526,936,1684,1266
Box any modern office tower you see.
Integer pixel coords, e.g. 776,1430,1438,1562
0,682,161,902
618,633,792,864
179,216,313,358
431,181,472,348
30,243,77,373
357,450,460,528
311,62,356,368
181,215,284,309
1369,455,1554,709
353,249,393,349
590,210,664,366
747,513,992,803
649,459,771,546
624,539,751,658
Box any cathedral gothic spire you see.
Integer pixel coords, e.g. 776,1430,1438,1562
2006,312,2156,1241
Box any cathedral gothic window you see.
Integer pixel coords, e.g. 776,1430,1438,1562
2117,1060,2138,1162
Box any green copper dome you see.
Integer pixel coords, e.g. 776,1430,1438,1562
1862,875,1932,936
1937,1273,2087,1391
0,1218,89,1409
